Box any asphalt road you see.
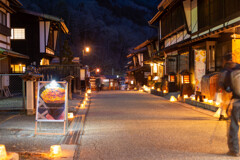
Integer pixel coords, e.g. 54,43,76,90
78,91,237,160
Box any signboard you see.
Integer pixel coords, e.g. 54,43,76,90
80,69,85,80
232,39,240,64
194,50,206,92
36,81,68,122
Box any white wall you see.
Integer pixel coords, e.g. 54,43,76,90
183,0,191,32
191,0,198,33
45,21,50,46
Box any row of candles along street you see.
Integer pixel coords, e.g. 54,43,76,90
0,89,92,159
67,89,91,119
140,85,221,107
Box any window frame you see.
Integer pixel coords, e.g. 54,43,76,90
11,28,26,40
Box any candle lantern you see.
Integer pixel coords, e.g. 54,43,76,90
180,70,193,97
167,72,178,92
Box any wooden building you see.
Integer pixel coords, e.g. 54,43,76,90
0,0,29,74
149,0,240,99
10,9,69,68
126,38,161,89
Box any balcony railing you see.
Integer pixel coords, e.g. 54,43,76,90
0,24,10,36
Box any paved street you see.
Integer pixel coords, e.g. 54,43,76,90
78,91,236,160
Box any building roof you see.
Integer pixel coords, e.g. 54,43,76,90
20,9,69,34
9,0,22,7
148,0,176,25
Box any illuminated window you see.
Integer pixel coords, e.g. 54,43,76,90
182,75,190,84
153,63,158,73
40,58,50,65
11,28,25,40
11,64,26,73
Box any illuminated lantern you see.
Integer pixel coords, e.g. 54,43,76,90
87,89,91,94
85,97,89,101
215,102,220,107
208,100,213,105
50,145,62,158
151,86,155,89
131,80,134,85
157,88,161,92
167,73,177,92
0,144,7,160
139,89,143,92
163,90,167,93
68,113,74,119
203,98,208,103
197,97,200,102
168,75,175,82
170,96,177,102
177,94,180,99
183,95,189,99
85,93,88,97
180,70,193,97
80,104,85,109
191,96,195,100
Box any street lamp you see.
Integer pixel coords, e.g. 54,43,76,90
96,68,100,73
80,47,90,65
85,47,90,53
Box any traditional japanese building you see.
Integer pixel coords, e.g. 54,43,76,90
10,9,69,68
126,39,154,89
0,0,29,74
148,0,240,99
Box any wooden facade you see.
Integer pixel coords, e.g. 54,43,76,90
11,9,69,66
146,0,240,98
0,0,29,74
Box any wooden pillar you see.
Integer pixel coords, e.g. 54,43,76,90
26,81,35,115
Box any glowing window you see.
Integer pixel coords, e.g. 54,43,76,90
40,58,50,65
11,64,26,73
153,63,157,73
11,28,25,40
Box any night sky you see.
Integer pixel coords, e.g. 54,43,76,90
19,0,159,75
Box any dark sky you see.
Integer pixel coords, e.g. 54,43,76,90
19,0,159,75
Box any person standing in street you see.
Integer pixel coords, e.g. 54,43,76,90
221,52,240,157
218,54,233,120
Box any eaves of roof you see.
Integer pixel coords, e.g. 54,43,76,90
20,9,69,34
